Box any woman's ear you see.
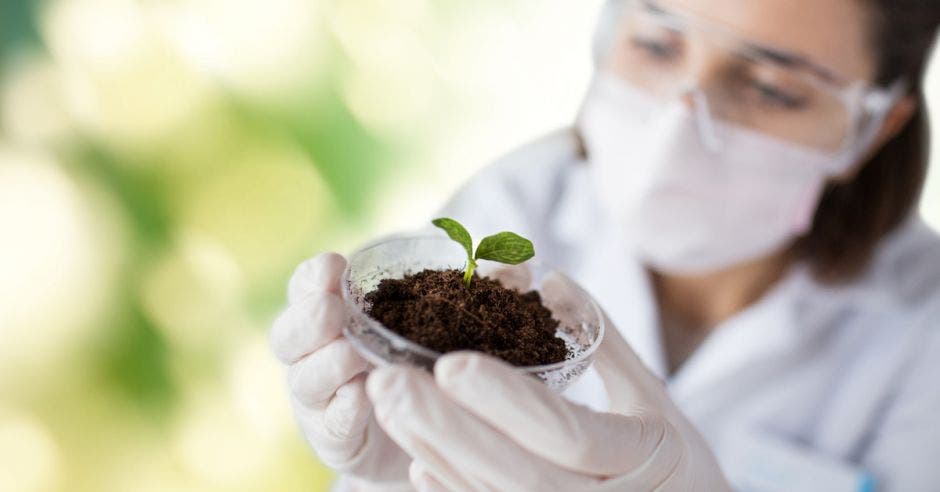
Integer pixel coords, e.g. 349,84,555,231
875,94,919,151
834,94,918,182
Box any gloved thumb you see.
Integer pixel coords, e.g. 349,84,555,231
592,307,675,414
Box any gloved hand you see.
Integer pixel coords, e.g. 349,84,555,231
364,272,734,492
270,253,415,491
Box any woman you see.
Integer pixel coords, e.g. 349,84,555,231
270,0,940,490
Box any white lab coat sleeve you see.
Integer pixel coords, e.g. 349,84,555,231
859,300,940,491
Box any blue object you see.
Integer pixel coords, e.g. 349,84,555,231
857,473,876,492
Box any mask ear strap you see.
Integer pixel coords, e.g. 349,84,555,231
827,78,908,176
859,79,908,145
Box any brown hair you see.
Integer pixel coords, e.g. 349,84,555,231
794,0,939,283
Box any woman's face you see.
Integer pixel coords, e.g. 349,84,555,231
602,0,881,152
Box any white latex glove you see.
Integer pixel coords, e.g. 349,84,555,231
363,272,734,491
270,253,415,491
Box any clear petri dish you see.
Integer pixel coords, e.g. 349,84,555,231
340,234,605,393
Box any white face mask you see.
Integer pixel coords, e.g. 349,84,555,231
578,74,879,275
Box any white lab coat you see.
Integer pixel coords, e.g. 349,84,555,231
427,128,940,491
435,130,940,492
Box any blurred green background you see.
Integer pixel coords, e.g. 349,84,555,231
0,1,937,491
0,0,602,490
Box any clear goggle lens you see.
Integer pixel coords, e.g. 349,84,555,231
595,0,903,154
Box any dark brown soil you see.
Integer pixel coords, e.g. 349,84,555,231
364,269,568,366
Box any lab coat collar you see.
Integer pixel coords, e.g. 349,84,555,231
579,232,820,403
665,262,810,403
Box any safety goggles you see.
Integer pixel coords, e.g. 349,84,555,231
593,0,906,155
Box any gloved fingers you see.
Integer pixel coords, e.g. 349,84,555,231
287,252,347,305
366,364,596,492
288,337,371,408
435,351,679,477
294,373,417,483
325,373,373,437
291,397,366,470
341,474,418,492
270,290,346,364
401,438,480,492
478,263,532,291
409,459,451,492
291,375,371,467
366,368,485,492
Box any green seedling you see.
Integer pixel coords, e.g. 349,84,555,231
432,217,535,288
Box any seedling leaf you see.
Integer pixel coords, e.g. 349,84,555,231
431,218,535,288
432,218,473,259
475,232,535,265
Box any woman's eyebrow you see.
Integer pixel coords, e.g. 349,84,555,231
746,44,842,83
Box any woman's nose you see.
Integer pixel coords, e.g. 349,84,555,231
674,44,726,152
675,39,727,108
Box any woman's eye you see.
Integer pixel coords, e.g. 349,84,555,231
749,81,807,110
630,37,680,60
